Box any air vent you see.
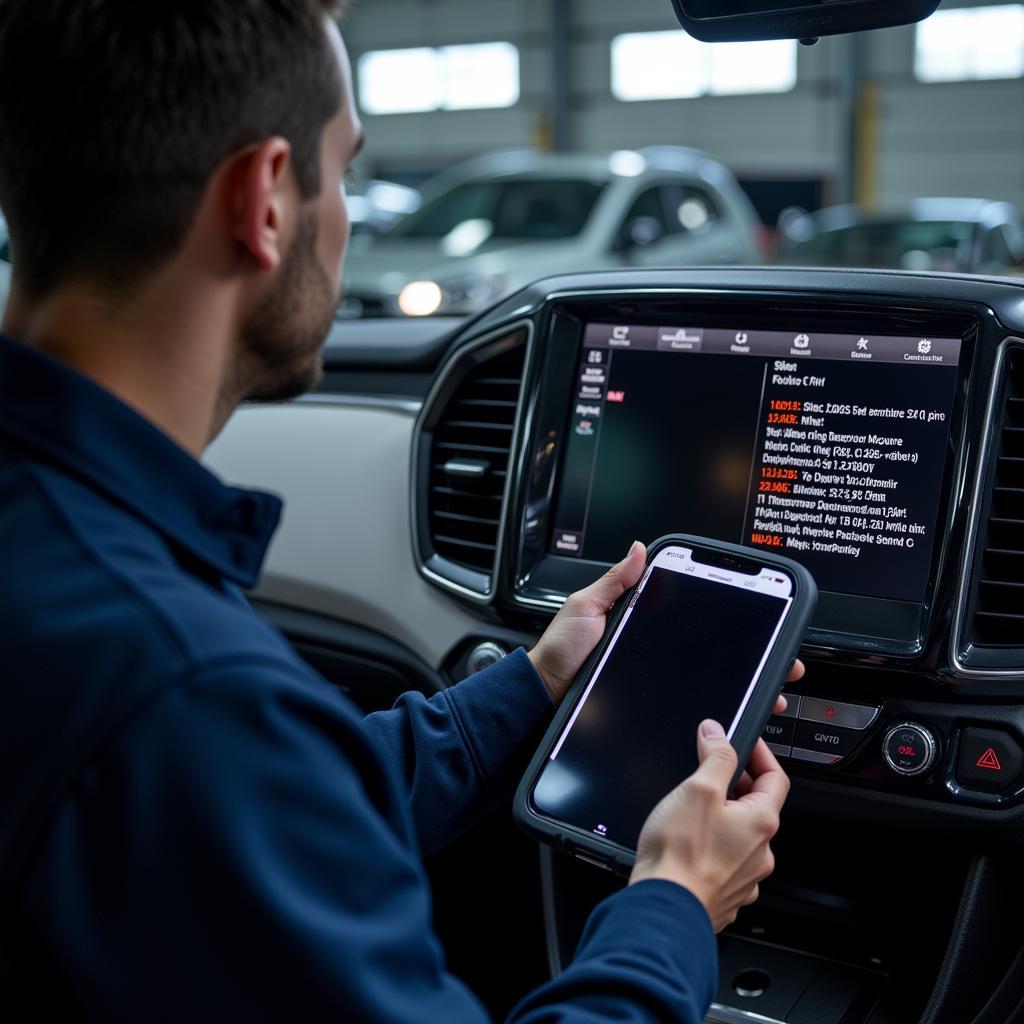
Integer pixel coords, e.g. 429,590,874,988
420,330,528,590
966,343,1024,657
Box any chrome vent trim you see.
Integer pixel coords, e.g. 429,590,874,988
412,321,533,603
427,345,524,571
953,338,1024,676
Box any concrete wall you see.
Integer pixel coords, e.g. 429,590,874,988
867,15,1024,209
342,0,1024,212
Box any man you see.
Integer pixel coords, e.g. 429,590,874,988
0,2,800,1020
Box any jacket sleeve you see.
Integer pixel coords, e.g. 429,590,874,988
508,882,718,1024
361,646,555,853
22,656,716,1024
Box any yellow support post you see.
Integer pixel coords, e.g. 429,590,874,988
855,81,879,212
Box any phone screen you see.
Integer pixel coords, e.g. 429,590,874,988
530,545,794,850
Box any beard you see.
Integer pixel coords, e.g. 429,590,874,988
238,212,339,404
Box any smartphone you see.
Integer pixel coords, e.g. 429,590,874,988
514,534,817,872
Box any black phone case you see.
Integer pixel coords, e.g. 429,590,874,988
512,533,818,876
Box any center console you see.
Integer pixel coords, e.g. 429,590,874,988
414,270,1024,785
414,270,1024,798
413,268,1024,1023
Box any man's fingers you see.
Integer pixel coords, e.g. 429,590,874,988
733,742,774,799
576,540,646,614
741,741,790,812
745,738,778,778
787,659,805,683
733,741,787,798
773,694,788,715
690,720,739,799
733,770,754,797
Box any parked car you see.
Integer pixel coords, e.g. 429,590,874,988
346,178,421,240
341,146,762,317
777,198,1024,275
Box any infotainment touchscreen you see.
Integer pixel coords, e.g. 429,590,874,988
548,323,962,606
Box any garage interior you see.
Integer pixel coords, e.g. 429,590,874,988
344,0,1024,225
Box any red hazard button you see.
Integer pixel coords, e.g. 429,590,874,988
976,747,1001,771
956,728,1024,794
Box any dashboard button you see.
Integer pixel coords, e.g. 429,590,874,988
766,742,792,759
793,720,861,758
955,728,1024,793
883,722,937,777
763,716,795,747
799,697,879,731
791,746,842,765
775,693,799,720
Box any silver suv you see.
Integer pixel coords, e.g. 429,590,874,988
342,146,762,318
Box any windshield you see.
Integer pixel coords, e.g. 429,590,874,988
339,3,1024,317
787,220,977,271
385,179,605,242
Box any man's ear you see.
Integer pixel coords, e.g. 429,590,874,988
228,138,294,272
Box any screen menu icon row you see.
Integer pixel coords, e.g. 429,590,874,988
584,323,962,367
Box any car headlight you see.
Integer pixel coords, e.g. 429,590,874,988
398,275,506,317
397,280,444,317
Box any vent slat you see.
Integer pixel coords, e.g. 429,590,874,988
432,510,501,527
431,465,508,480
432,534,500,553
425,338,526,574
971,347,1024,651
432,486,503,501
441,420,515,432
979,580,1024,617
435,441,511,455
974,612,1024,646
986,519,1024,551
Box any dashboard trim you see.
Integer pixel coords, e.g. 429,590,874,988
411,318,535,605
950,336,1024,679
294,393,423,416
537,283,991,309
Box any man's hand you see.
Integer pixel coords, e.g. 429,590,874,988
527,541,805,711
528,541,648,704
630,725,790,933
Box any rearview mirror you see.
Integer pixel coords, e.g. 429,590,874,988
671,0,941,42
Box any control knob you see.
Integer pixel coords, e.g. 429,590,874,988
466,641,508,676
882,721,938,777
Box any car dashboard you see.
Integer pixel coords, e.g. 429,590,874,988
207,267,1024,1023
406,268,1024,809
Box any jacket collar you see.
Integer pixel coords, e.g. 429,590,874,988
0,334,282,588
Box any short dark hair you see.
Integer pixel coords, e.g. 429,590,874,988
0,0,346,298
